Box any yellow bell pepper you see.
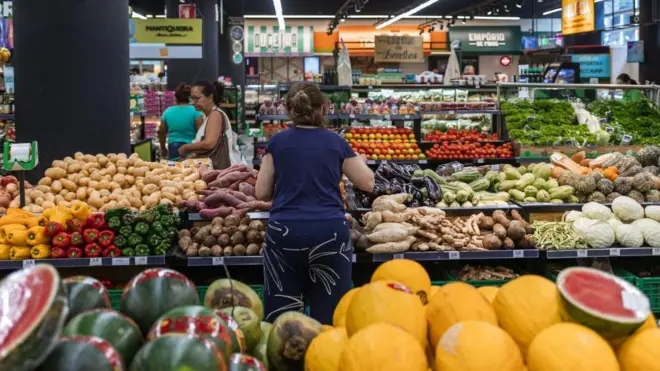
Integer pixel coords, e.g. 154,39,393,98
30,244,50,259
47,206,71,226
26,226,49,246
6,208,33,217
7,229,28,245
10,246,31,260
26,216,47,229
0,224,26,244
69,201,91,222
0,214,29,228
0,244,10,259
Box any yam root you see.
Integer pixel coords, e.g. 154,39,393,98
510,210,533,234
482,234,502,250
493,224,507,240
492,210,511,229
507,220,527,241
367,228,409,243
478,216,495,230
362,211,382,230
366,236,416,254
502,237,515,250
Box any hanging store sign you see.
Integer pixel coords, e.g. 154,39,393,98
129,19,202,44
374,35,424,63
562,0,595,35
245,25,314,56
449,26,522,54
571,54,611,78
0,1,11,18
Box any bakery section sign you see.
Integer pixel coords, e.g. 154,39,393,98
374,35,424,63
449,26,522,54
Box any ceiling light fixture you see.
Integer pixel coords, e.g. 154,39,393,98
273,0,285,29
542,7,562,15
487,9,493,14
132,12,147,19
376,0,439,29
516,0,524,7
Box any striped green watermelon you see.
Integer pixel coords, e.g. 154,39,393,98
0,264,68,371
36,336,125,371
148,306,232,361
557,266,651,340
219,306,261,352
63,276,112,322
120,268,199,334
205,279,264,321
267,311,322,371
215,310,248,353
130,334,227,371
228,354,267,371
63,309,143,365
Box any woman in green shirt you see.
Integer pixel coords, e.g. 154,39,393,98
158,84,204,160
616,73,642,103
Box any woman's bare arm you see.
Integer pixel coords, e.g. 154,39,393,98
182,111,222,153
255,154,275,201
195,114,204,130
158,120,168,155
343,155,375,192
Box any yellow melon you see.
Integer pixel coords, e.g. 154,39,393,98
492,275,562,357
617,328,660,370
429,286,441,301
477,286,499,304
332,288,359,327
345,280,426,347
527,323,619,371
426,281,498,349
435,321,525,371
371,259,431,304
610,313,658,349
339,323,427,371
304,327,348,371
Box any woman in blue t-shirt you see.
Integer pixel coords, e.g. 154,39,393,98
255,82,375,324
158,84,204,160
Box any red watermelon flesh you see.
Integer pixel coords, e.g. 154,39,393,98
63,276,112,322
36,336,125,371
0,264,68,371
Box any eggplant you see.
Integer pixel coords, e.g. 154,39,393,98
424,175,443,203
411,175,425,188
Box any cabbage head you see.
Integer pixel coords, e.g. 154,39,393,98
575,220,614,248
612,196,644,222
615,224,644,248
582,202,612,221
645,205,660,222
633,218,660,247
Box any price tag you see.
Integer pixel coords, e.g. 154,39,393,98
404,115,411,120
620,134,633,146
476,159,485,164
606,126,615,134
212,257,224,266
609,248,621,256
135,256,148,265
112,257,130,266
448,111,455,115
491,164,500,171
577,250,588,258
513,250,524,258
381,160,388,164
22,259,35,269
89,258,102,266
393,254,405,260
527,116,536,122
367,160,376,165
419,160,428,164
564,140,573,147
652,248,660,256
448,251,461,260
349,114,356,119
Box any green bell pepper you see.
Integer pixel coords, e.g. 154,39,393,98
119,225,133,237
113,235,127,248
155,241,170,255
159,214,174,227
148,234,161,247
128,233,143,247
150,221,164,235
121,247,135,257
105,207,131,221
135,222,149,235
138,210,157,223
135,244,150,256
107,216,122,231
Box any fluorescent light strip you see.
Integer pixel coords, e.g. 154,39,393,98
473,16,521,20
376,0,439,29
543,8,562,15
132,12,147,19
273,0,285,29
244,14,521,20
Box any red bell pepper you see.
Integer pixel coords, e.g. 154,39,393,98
102,245,121,257
98,230,115,248
67,218,84,234
50,246,66,259
86,213,107,230
84,243,102,258
45,221,64,237
67,247,83,258
83,229,99,244
52,232,71,248
70,232,83,246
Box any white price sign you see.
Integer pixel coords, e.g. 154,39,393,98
512,250,524,258
653,248,660,256
135,256,148,265
393,254,405,260
609,248,621,256
212,257,224,266
89,258,102,266
112,258,130,266
351,254,356,263
577,250,588,258
22,260,35,269
448,251,460,260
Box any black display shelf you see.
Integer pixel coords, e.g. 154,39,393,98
544,247,660,259
187,256,264,266
278,85,352,92
366,249,539,262
0,114,15,120
419,110,500,115
351,84,499,91
1,256,166,270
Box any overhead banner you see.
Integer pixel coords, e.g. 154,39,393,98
245,25,314,56
129,19,202,44
562,0,595,35
374,35,424,63
449,26,522,54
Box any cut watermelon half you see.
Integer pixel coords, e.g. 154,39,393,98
557,266,650,340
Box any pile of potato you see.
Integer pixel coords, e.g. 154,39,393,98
21,152,205,213
178,215,265,257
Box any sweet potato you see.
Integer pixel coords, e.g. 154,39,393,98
493,224,507,239
199,207,235,219
179,200,205,211
492,210,511,229
228,181,242,190
208,171,251,189
239,182,255,197
204,191,244,208
367,228,409,243
227,189,250,202
245,177,257,186
482,234,502,250
236,200,271,211
366,236,416,253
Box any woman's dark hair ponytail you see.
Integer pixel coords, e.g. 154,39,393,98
193,81,225,106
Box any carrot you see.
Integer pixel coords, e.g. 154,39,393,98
571,151,586,163
550,152,589,174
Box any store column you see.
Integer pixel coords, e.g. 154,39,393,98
166,0,219,89
13,0,130,178
218,0,246,88
639,0,659,84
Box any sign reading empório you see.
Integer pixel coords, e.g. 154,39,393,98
374,35,424,63
129,19,202,44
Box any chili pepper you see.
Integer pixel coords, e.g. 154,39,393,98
121,213,137,226
119,225,133,237
83,229,99,244
148,234,161,247
99,279,113,289
121,247,135,257
30,245,50,259
27,226,50,246
150,221,164,235
10,246,31,260
70,201,91,221
134,222,149,235
113,235,127,248
67,247,83,258
70,232,83,246
67,218,85,234
50,246,66,259
107,216,122,231
86,213,106,230
98,230,115,248
84,243,102,258
52,232,71,248
128,233,143,247
135,244,150,256
102,245,121,257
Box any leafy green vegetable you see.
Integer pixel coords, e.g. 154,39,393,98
588,99,660,145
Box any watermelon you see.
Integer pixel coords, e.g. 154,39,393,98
228,354,267,371
219,306,261,352
63,276,112,322
215,310,248,353
205,279,264,320
63,309,143,365
120,268,199,334
252,322,273,368
0,264,68,371
149,305,233,361
267,311,322,371
130,334,227,371
557,266,651,340
36,336,125,371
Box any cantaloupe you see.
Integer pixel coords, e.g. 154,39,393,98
332,288,359,327
477,286,499,304
429,286,441,301
345,280,426,347
617,328,660,371
371,260,431,305
610,313,658,349
435,321,525,371
340,323,427,371
426,282,498,349
304,327,348,371
526,323,619,371
492,275,562,356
